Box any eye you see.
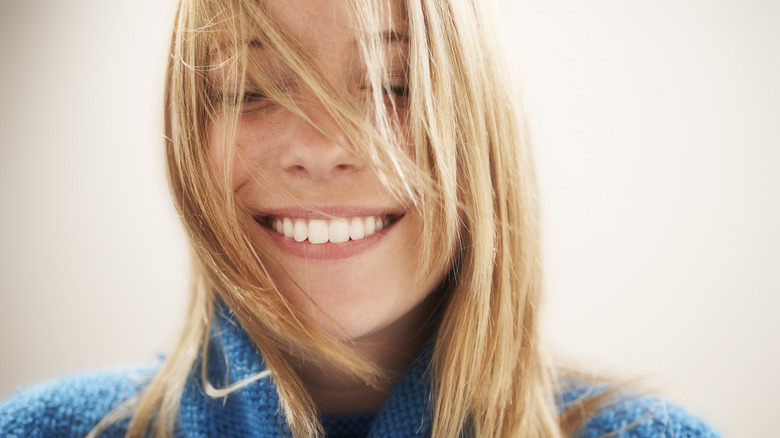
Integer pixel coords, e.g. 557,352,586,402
241,90,267,103
215,88,273,113
240,90,274,113
384,83,409,98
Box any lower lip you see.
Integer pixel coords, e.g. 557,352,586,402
260,217,401,260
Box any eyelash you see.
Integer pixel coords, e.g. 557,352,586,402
217,82,408,111
216,89,271,113
384,84,409,97
241,90,267,103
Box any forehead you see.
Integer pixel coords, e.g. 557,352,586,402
258,0,408,50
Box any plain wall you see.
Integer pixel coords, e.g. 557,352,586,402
1,1,778,436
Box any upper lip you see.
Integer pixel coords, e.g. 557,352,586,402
248,206,404,220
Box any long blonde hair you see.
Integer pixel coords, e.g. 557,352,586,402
93,0,589,436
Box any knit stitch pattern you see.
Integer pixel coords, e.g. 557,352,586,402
0,309,720,437
557,383,720,437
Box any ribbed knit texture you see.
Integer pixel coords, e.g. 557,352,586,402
0,308,720,437
556,383,720,438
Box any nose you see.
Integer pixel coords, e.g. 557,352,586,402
279,101,363,180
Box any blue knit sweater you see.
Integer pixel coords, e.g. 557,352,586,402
0,309,720,437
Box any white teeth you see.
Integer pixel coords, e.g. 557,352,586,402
329,218,350,243
307,219,329,244
349,217,365,240
364,216,375,235
269,215,392,244
282,217,293,238
293,219,307,242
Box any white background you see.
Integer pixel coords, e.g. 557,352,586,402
1,1,778,436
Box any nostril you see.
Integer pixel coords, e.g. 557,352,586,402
280,114,365,179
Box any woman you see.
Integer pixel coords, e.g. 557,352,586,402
0,0,719,436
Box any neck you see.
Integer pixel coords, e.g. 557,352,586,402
299,291,441,415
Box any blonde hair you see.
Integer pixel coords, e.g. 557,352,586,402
92,0,599,436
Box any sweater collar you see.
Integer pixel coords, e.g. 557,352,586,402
181,304,434,437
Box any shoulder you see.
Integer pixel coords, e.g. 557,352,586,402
0,364,157,438
558,380,721,438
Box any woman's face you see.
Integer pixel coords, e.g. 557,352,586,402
209,0,443,342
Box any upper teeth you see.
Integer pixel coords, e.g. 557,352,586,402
270,216,389,244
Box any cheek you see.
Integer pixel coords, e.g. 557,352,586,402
208,114,287,194
205,121,233,194
396,112,416,160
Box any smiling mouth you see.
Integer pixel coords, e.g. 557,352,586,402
255,214,402,244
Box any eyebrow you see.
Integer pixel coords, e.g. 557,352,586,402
379,29,409,43
245,29,408,49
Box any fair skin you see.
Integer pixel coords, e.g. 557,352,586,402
209,0,445,414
